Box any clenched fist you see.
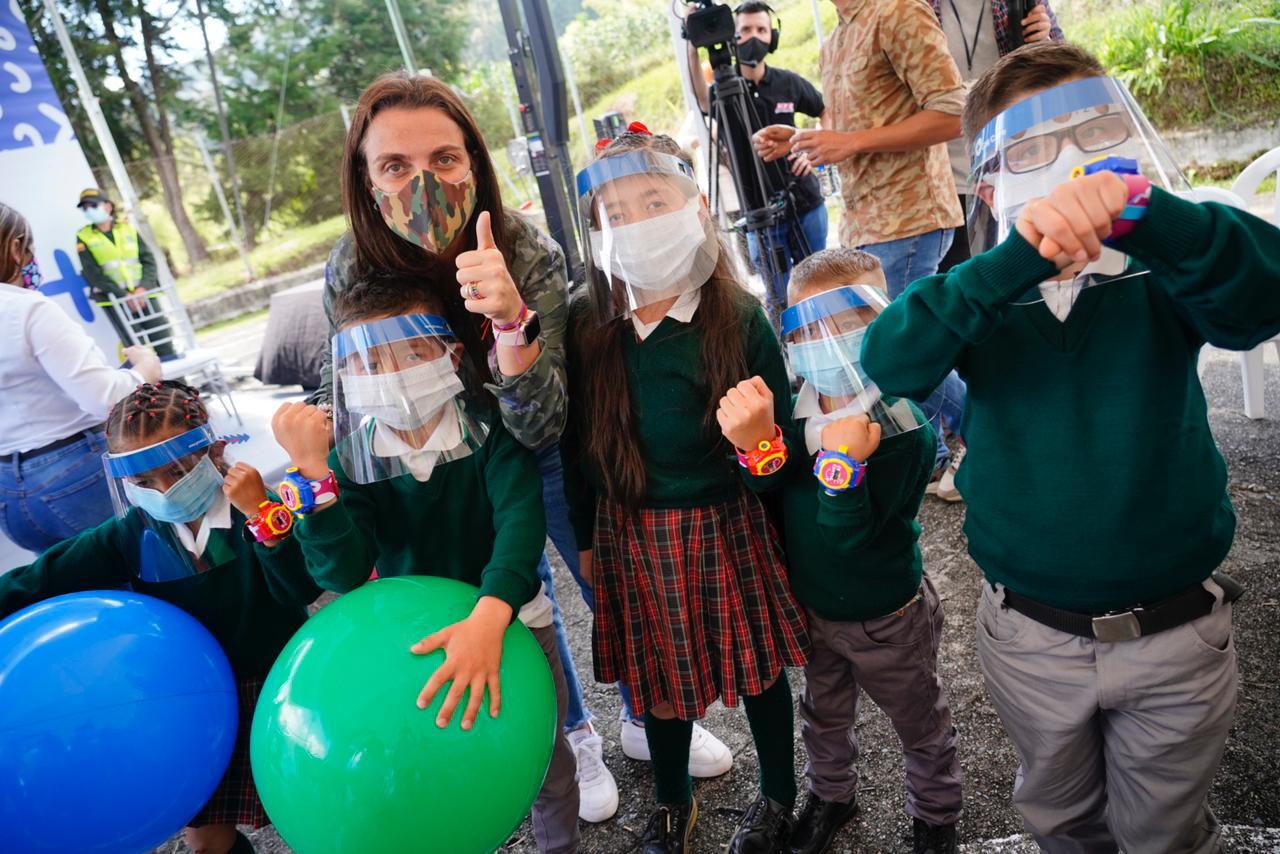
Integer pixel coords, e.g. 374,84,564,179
821,414,881,461
716,375,777,451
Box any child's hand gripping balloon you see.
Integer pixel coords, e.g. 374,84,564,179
456,210,524,328
716,376,778,450
410,595,513,730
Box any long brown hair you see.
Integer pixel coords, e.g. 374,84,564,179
571,133,755,506
340,72,508,382
0,203,32,285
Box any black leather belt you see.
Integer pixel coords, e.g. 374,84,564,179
999,571,1244,643
0,425,105,464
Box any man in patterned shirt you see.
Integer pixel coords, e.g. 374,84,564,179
754,0,970,500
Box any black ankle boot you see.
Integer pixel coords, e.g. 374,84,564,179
912,818,958,854
642,799,698,854
789,792,858,854
728,793,794,854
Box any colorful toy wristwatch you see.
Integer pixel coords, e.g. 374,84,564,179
736,425,788,476
1071,155,1151,240
278,467,340,515
244,499,295,544
813,445,865,495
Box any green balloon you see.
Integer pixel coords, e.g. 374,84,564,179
250,576,556,853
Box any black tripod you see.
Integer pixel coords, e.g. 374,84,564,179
703,53,815,327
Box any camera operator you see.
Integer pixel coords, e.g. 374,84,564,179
687,2,828,326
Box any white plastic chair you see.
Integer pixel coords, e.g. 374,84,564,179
102,284,242,425
1229,146,1280,419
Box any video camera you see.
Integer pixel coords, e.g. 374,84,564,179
682,0,737,69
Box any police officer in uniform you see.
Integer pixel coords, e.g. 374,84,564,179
75,188,176,358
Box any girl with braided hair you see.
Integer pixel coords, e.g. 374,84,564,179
0,380,322,854
0,201,161,553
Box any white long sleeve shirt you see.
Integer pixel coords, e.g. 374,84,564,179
0,286,142,455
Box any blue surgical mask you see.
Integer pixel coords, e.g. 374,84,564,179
20,259,40,290
788,329,869,397
84,206,110,225
123,455,224,524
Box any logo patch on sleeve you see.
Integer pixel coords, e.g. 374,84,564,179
774,102,796,114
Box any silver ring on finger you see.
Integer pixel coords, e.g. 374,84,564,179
469,284,480,300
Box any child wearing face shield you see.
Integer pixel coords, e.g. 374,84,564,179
863,42,1280,854
562,130,811,854
270,273,580,854
0,381,323,854
722,248,961,854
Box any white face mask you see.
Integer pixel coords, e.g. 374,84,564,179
341,354,463,431
589,198,712,291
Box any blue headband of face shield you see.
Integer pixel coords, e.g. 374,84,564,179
333,313,455,361
780,286,873,337
105,425,216,478
971,76,1126,169
575,151,696,199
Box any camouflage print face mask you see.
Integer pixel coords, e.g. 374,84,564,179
371,169,478,253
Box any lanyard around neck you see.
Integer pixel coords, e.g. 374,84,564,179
947,0,985,72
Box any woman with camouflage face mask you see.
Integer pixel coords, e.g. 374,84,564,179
318,71,632,825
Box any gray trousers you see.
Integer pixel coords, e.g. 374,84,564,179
530,624,581,853
976,581,1238,854
800,575,963,825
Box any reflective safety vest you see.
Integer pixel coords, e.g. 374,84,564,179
78,222,143,291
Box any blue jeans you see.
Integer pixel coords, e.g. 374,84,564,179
860,229,967,468
537,442,636,726
0,430,114,554
746,202,829,326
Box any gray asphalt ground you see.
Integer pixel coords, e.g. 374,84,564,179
158,342,1279,854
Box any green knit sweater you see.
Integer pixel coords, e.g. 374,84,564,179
562,297,794,546
862,188,1280,612
0,507,321,679
769,402,935,622
294,415,544,614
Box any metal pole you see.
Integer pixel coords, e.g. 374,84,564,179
42,0,180,289
559,49,592,163
384,0,418,74
194,132,254,282
339,103,352,131
810,0,825,45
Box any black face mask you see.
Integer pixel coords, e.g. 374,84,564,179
737,37,769,68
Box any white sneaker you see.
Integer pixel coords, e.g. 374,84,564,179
619,718,735,778
931,445,965,503
568,722,619,823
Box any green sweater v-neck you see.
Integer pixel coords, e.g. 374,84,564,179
562,298,793,546
772,402,936,622
0,508,321,679
294,415,544,614
862,188,1280,612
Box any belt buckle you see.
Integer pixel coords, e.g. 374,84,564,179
1092,608,1142,643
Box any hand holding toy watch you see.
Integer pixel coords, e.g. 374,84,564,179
813,415,879,495
717,376,779,451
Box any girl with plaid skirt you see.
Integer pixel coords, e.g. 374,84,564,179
0,382,321,854
564,130,810,854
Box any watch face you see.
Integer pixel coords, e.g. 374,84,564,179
266,506,294,535
819,459,852,488
524,313,541,342
278,480,302,511
759,454,786,475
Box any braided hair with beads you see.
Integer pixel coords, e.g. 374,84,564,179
104,381,209,453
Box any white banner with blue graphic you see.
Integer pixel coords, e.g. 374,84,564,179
1,0,120,357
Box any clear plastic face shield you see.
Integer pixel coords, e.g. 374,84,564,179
103,424,227,582
967,76,1191,306
332,312,485,485
576,150,720,322
782,286,926,448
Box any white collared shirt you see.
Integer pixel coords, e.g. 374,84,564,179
0,286,143,455
369,409,465,482
630,289,702,341
171,491,232,559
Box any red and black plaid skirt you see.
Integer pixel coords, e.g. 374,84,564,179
188,674,269,829
592,489,810,720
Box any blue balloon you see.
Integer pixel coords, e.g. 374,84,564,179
0,591,238,854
